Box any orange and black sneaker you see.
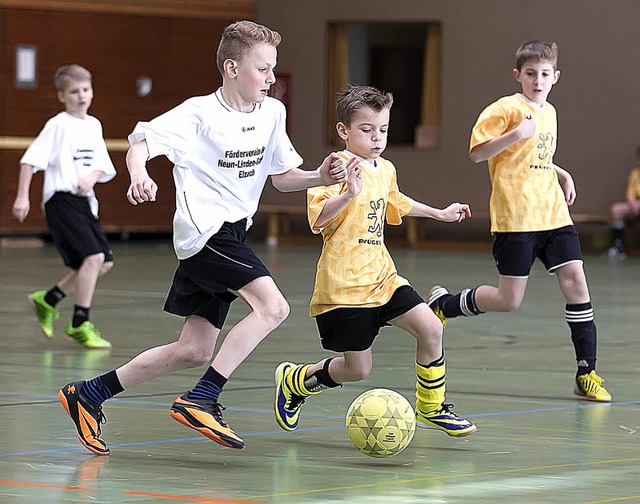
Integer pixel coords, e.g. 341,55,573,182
58,381,110,456
169,393,245,450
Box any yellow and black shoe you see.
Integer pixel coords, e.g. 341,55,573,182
58,380,110,456
274,362,315,431
170,393,245,449
416,402,477,437
574,371,612,402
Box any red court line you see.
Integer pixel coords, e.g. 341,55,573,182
123,492,264,503
0,479,83,491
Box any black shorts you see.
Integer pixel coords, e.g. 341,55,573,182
44,192,113,270
492,225,583,277
314,285,424,352
163,219,271,329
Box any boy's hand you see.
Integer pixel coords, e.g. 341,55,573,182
517,114,536,140
127,175,158,205
346,163,363,198
320,153,357,185
11,197,30,223
560,174,576,205
77,174,99,196
440,202,471,223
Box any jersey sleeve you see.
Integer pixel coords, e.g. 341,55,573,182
20,118,57,173
307,183,345,233
385,166,415,225
267,99,303,175
469,101,509,153
128,98,200,164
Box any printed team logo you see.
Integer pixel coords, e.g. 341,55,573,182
537,132,554,164
367,198,385,237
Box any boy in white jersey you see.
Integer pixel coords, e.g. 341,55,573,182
427,40,612,402
273,85,477,438
57,21,353,455
604,143,640,259
12,64,115,349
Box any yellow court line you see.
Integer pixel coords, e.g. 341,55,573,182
244,457,640,500
579,497,640,504
0,136,130,152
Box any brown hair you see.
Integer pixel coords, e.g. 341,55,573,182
216,20,281,75
336,85,394,126
515,40,558,71
54,64,92,91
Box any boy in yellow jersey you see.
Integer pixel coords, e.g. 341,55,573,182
427,40,612,402
605,143,640,259
273,85,477,437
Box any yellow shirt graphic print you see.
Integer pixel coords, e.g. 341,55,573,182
470,93,572,232
307,155,414,317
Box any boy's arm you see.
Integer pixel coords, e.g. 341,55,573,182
12,164,35,223
553,164,576,205
311,164,363,231
408,200,471,222
77,170,108,196
271,153,356,192
126,140,158,205
469,115,536,163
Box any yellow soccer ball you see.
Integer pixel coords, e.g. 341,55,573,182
345,388,416,458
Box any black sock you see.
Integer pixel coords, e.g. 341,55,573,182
566,302,597,377
442,287,482,318
304,358,341,392
611,223,625,252
72,306,90,328
81,370,124,407
44,286,66,307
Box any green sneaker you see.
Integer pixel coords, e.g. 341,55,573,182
66,321,112,349
416,402,477,437
29,290,59,339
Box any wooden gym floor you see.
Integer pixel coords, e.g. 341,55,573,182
1,239,639,503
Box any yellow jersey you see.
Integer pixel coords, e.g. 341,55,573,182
470,93,573,232
626,166,640,200
307,153,414,317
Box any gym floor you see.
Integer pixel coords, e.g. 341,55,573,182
1,239,639,503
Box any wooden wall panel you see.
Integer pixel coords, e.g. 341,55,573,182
0,7,242,234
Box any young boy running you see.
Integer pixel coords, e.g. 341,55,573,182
273,85,477,438
12,64,115,349
57,20,353,455
427,40,612,402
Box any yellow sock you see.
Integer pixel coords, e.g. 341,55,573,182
415,360,446,412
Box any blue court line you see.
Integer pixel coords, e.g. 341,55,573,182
0,397,638,458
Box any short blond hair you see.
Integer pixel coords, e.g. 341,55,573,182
515,40,558,71
216,20,281,75
54,64,92,91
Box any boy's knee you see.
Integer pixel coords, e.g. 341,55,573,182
82,252,106,270
178,344,214,367
100,261,114,275
266,296,290,325
346,363,372,381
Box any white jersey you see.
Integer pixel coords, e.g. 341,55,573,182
129,89,303,259
20,111,116,217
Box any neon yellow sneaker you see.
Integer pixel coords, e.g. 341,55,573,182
29,290,59,339
65,321,112,349
574,371,612,402
427,285,450,328
416,402,477,437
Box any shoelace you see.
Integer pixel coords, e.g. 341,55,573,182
287,394,306,411
205,401,229,427
437,403,459,417
94,406,108,436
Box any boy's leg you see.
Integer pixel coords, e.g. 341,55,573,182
555,263,611,402
390,304,476,437
59,314,220,454
65,253,112,348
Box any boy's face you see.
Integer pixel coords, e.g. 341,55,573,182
513,59,560,105
223,42,277,109
58,78,93,118
336,106,389,160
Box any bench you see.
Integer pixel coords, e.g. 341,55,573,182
258,204,610,247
